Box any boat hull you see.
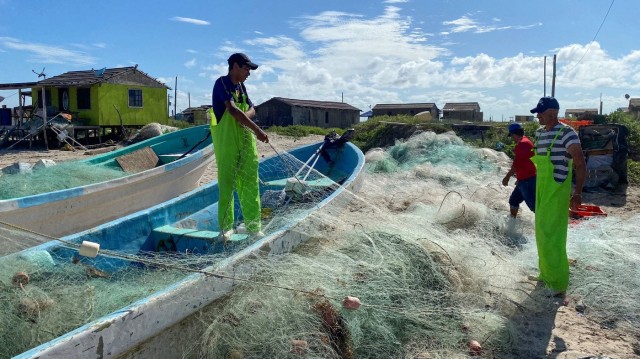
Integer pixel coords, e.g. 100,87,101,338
0,125,213,237
14,141,364,359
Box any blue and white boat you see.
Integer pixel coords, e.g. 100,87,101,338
5,139,364,358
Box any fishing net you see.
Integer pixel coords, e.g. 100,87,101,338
0,161,126,200
0,130,638,359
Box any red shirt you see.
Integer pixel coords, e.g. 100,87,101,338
513,136,536,180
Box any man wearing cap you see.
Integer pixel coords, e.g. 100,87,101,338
502,122,536,218
529,96,586,296
210,52,269,241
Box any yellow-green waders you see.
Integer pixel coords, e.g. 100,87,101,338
532,129,571,292
209,93,261,234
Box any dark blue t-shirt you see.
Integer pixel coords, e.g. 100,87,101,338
211,75,253,122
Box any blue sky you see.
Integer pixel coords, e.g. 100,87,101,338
1,0,637,122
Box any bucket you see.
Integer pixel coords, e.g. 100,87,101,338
569,205,607,219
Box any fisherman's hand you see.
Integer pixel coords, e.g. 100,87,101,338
502,176,509,186
256,129,269,143
570,193,582,210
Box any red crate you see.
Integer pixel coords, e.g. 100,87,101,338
569,205,607,219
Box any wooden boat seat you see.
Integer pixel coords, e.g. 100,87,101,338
116,147,159,173
262,177,336,188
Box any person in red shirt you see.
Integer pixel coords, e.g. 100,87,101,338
502,123,537,217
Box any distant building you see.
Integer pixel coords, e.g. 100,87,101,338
442,102,483,122
565,108,599,119
255,97,360,128
371,103,440,119
359,110,373,121
629,98,640,116
0,66,170,128
181,105,211,124
515,115,534,123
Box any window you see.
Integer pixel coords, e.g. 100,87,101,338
77,88,91,109
128,89,143,107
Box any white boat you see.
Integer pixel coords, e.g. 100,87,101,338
0,125,213,238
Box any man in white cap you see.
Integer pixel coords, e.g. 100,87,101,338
529,96,586,296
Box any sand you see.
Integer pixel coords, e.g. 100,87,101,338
0,133,325,187
1,134,638,358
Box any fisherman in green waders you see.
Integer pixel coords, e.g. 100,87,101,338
529,97,586,297
210,53,269,241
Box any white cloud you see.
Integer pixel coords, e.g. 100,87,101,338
0,36,96,65
185,58,197,69
442,15,541,35
171,17,210,26
190,6,638,118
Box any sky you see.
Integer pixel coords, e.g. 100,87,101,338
1,0,638,122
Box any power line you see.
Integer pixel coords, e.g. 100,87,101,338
565,0,615,72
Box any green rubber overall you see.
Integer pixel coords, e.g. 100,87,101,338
532,129,571,292
209,92,261,233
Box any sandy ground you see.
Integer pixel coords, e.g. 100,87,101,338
0,133,325,187
1,135,639,358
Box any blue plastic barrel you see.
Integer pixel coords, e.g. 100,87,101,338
0,108,12,125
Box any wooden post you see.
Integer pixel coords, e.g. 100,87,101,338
18,89,23,126
41,86,49,150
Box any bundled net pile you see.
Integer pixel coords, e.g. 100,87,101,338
0,131,638,359
0,161,126,200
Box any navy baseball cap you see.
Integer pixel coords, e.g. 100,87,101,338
508,122,523,134
228,53,258,70
530,96,560,114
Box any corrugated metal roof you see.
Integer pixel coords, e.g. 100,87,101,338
266,97,360,111
442,102,480,111
36,66,168,88
372,103,438,110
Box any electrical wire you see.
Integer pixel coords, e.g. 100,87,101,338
564,0,615,72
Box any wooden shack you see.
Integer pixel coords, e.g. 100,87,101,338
442,102,483,122
255,97,360,128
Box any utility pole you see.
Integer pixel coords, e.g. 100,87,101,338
599,93,603,115
551,54,557,97
543,56,547,96
174,76,177,120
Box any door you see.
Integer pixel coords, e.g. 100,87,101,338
58,88,69,111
